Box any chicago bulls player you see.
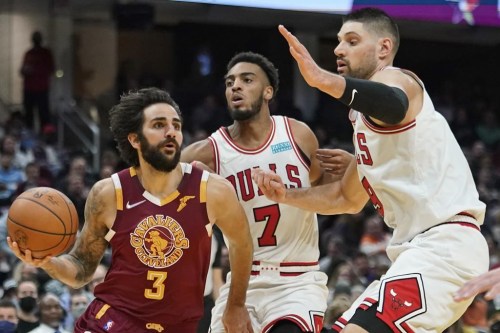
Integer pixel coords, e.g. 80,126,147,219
252,8,488,333
181,51,353,333
8,88,253,333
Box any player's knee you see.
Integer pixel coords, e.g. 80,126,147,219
268,320,304,333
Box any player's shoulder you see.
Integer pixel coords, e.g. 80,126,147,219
286,117,318,150
181,138,214,165
205,173,235,198
89,177,116,202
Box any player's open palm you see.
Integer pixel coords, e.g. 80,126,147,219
278,25,323,89
454,266,500,301
222,304,253,333
251,168,286,203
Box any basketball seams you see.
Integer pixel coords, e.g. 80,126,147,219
12,196,68,231
7,187,78,258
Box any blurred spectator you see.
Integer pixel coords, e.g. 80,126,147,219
87,264,108,296
0,152,25,208
27,293,69,333
56,155,96,191
67,290,91,332
475,110,500,149
0,134,33,169
0,299,18,333
16,279,40,333
14,162,52,198
358,213,392,270
63,174,89,226
12,263,39,283
2,279,18,304
20,31,55,133
451,107,478,148
460,295,489,333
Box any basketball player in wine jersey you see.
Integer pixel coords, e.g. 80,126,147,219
8,88,253,333
253,8,488,333
181,51,353,333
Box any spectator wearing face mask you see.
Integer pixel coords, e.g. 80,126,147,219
0,299,18,333
27,293,70,333
16,279,40,333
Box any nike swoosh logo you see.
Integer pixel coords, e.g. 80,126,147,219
349,89,358,106
126,200,147,209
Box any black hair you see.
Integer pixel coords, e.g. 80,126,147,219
226,51,279,99
344,7,400,55
109,87,182,167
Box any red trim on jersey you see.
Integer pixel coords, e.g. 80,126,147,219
263,314,309,333
217,118,276,154
361,114,416,134
280,261,319,267
458,211,475,219
283,116,310,172
332,317,349,333
207,136,220,174
446,222,480,231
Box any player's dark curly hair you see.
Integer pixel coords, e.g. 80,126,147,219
109,87,182,167
226,51,279,99
344,7,400,55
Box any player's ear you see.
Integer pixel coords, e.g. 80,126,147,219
128,133,140,148
378,37,392,59
264,86,273,101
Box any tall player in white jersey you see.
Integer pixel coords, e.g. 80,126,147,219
181,51,353,333
252,8,489,333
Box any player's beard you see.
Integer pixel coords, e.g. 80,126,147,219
229,94,264,121
339,49,378,79
139,134,180,172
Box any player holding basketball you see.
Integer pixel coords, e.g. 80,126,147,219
8,88,254,333
252,8,488,333
181,51,353,333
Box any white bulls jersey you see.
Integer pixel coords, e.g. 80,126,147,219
350,67,485,246
208,116,319,263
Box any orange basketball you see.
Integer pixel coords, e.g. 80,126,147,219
7,187,79,259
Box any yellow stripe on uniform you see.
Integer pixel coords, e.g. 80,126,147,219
95,304,110,319
200,171,209,203
111,173,123,211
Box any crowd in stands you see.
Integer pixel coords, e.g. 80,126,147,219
0,63,499,332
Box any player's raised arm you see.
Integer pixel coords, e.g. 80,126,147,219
206,173,253,333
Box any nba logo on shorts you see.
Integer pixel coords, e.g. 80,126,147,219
103,320,114,331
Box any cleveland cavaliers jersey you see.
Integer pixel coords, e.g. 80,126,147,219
350,67,485,245
94,163,212,328
208,115,319,263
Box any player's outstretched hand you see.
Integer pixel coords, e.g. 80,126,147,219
222,304,254,333
251,168,286,203
317,148,354,176
6,236,52,267
454,267,500,302
278,25,324,89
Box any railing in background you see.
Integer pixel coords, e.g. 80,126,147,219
56,99,100,173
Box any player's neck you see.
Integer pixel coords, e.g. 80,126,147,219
135,163,183,198
229,113,273,148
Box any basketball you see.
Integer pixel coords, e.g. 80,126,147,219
7,187,79,259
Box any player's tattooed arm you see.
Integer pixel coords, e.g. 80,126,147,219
42,178,115,288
